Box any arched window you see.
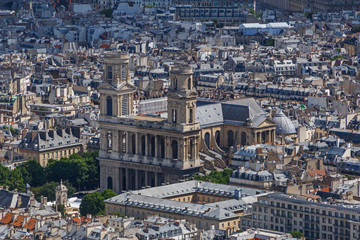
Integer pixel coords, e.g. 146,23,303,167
106,96,113,116
188,78,192,90
204,132,210,148
122,132,126,153
189,139,193,159
107,131,112,152
189,108,193,123
241,132,247,146
172,140,178,159
172,109,177,123
107,66,112,80
107,176,113,190
215,130,220,146
227,130,234,147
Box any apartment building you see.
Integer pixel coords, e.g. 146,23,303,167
240,193,360,240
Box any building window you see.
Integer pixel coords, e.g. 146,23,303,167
172,109,177,123
106,96,113,116
189,108,193,123
121,65,127,81
107,66,113,80
172,140,178,159
227,130,234,147
107,176,113,190
121,95,128,116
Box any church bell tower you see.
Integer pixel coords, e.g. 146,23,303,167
167,65,198,129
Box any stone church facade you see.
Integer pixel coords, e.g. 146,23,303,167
98,52,202,193
98,51,277,193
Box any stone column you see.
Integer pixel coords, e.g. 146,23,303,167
113,167,119,193
99,129,107,152
112,130,119,153
194,137,199,159
125,131,130,153
191,138,195,160
135,133,139,154
145,171,149,187
100,165,106,191
125,168,129,190
154,135,158,157
155,172,158,187
145,134,148,156
118,130,122,153
119,167,123,192
165,136,170,159
135,170,139,190
273,130,276,143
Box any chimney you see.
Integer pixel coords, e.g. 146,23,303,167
43,197,47,205
17,195,22,207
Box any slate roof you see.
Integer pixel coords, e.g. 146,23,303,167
106,181,266,221
19,129,82,152
0,190,31,209
196,98,268,128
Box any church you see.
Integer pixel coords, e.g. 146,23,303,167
98,51,276,193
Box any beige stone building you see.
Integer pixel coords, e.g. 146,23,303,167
105,180,266,234
18,129,84,167
98,51,276,193
98,52,202,192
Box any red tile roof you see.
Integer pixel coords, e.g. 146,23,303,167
307,169,326,177
10,216,25,227
0,213,13,224
23,218,36,230
72,216,90,225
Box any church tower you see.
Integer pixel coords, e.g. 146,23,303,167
55,180,68,206
167,65,198,129
99,51,135,118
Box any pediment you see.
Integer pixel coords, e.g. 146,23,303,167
98,82,136,91
258,119,276,128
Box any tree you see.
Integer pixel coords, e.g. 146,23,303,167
8,168,25,192
45,151,99,191
57,204,66,217
191,168,232,184
0,164,10,186
100,8,113,18
289,231,304,239
18,160,46,187
79,192,105,216
101,189,117,200
31,181,75,202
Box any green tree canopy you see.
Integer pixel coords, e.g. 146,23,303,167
100,8,113,18
45,152,99,191
79,191,105,216
191,168,232,184
18,160,46,187
101,189,117,200
8,168,25,192
31,181,76,202
289,231,304,238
